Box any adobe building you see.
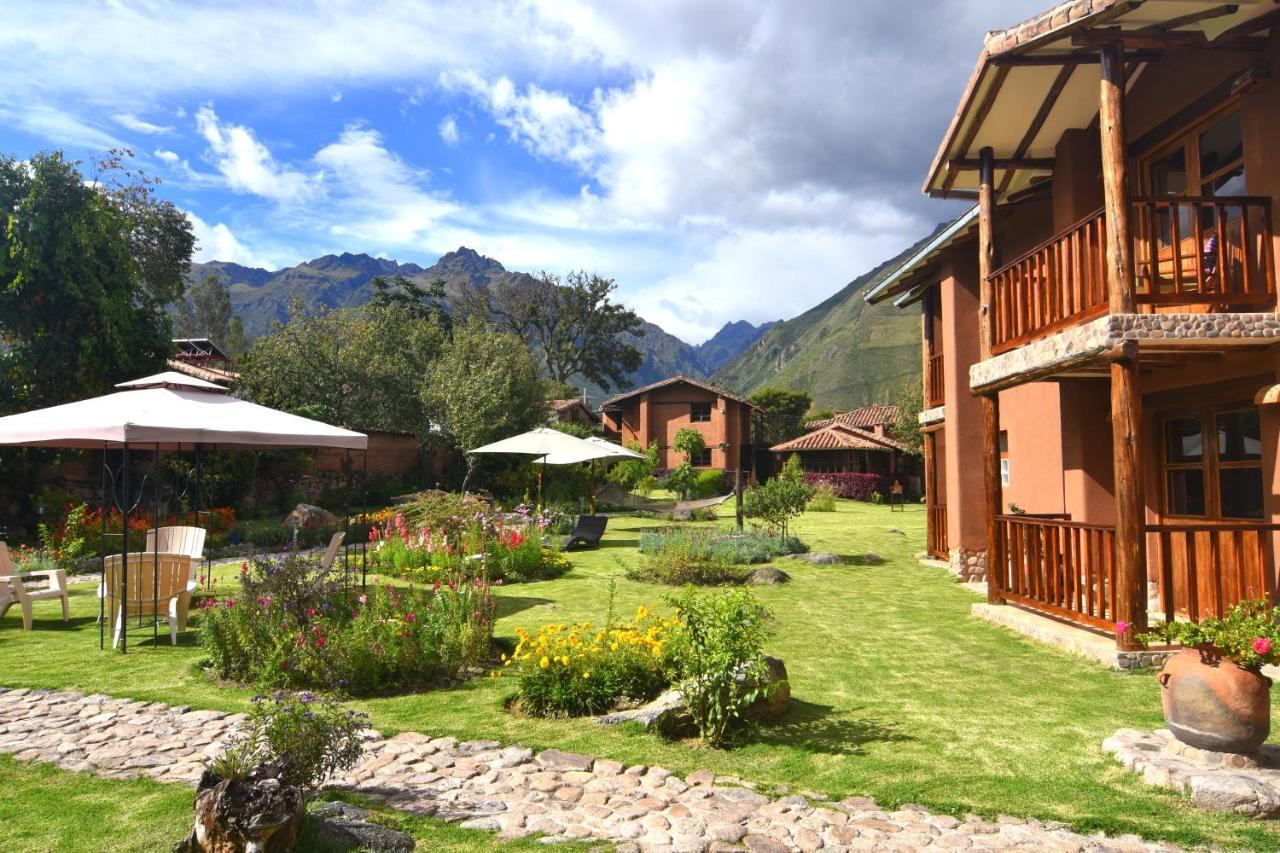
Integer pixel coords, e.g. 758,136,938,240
770,404,922,495
866,0,1280,661
547,398,600,429
600,376,758,477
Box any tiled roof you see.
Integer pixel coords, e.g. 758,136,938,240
601,375,757,409
770,424,907,454
548,399,585,412
804,404,899,431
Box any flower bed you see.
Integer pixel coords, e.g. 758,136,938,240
629,527,805,585
199,553,494,696
803,472,889,501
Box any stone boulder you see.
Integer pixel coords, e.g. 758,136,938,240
786,552,841,565
597,657,790,728
745,566,790,585
744,656,791,722
595,689,685,729
306,801,415,852
284,503,337,531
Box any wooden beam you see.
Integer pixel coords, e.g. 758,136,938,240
991,50,1162,66
983,393,1004,606
1215,7,1280,42
1110,351,1147,650
998,62,1078,194
978,147,997,361
1099,44,1135,315
1073,26,1266,52
942,66,1011,195
949,157,1055,172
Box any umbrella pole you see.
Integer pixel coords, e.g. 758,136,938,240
153,443,160,647
99,444,108,651
538,461,545,514
120,442,130,654
589,463,596,515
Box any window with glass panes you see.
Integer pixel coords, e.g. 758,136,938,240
1161,406,1264,520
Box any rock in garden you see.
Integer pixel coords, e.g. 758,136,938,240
744,656,790,722
786,552,841,565
285,503,336,530
745,567,790,585
306,801,415,852
595,689,685,729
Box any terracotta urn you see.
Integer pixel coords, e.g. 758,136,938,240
1157,646,1272,754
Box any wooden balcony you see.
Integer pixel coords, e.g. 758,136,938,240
989,197,1276,354
926,353,945,408
993,514,1279,634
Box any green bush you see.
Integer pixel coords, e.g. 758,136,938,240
668,587,774,748
744,456,814,538
662,462,698,500
224,690,369,791
807,482,838,512
692,468,726,498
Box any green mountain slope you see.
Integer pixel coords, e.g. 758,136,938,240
711,231,942,411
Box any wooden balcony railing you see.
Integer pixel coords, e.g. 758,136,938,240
1149,523,1279,623
989,197,1276,354
926,353,945,408
994,515,1118,632
927,504,948,559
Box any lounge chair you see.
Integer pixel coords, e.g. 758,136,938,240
102,552,189,648
0,542,70,630
318,530,346,572
145,526,207,631
561,515,608,550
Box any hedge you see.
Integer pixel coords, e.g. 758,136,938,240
803,472,890,502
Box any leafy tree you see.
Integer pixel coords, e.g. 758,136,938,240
461,270,642,391
750,388,813,446
805,408,836,425
672,428,706,462
663,462,699,500
888,376,923,456
226,315,247,358
0,150,194,410
423,320,543,492
744,455,814,539
176,273,234,350
238,301,445,438
608,441,658,493
370,274,451,332
550,420,593,439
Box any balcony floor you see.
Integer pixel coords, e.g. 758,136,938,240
970,312,1280,393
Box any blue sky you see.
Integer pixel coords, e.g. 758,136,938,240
0,0,1043,343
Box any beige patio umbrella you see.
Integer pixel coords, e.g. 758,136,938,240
468,428,634,510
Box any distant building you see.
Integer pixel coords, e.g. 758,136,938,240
547,398,600,429
601,375,757,477
168,338,239,388
772,404,920,493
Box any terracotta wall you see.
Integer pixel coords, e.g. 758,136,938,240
609,384,751,472
939,248,988,553
997,383,1066,517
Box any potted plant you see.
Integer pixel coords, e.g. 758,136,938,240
1140,598,1280,754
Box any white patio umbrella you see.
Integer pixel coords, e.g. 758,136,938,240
534,436,645,513
468,428,633,510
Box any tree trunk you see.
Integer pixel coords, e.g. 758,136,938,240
175,760,304,853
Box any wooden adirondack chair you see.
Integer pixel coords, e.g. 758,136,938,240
145,526,207,631
0,541,70,630
102,553,189,648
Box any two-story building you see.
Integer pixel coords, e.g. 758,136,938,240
600,375,757,478
867,0,1280,658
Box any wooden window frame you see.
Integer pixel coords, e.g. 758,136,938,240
1158,401,1263,522
1139,99,1244,198
690,402,712,423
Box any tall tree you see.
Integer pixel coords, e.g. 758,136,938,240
176,273,234,349
889,377,924,456
462,270,642,391
370,274,451,333
422,320,543,490
237,301,445,438
750,388,814,446
0,150,194,410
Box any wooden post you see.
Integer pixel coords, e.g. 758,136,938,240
978,146,997,360
1111,346,1147,650
735,468,744,531
983,394,1004,604
977,145,1003,601
1099,42,1135,314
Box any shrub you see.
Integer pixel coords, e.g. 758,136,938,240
609,441,659,492
692,468,726,498
231,690,368,791
199,554,495,695
503,605,681,717
668,587,774,748
662,462,698,500
870,491,884,505
638,527,805,565
807,482,838,512
1139,598,1280,668
744,457,813,539
802,472,890,501
630,528,752,586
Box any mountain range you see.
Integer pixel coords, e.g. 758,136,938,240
192,238,928,411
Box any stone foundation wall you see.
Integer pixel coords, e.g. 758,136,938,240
918,405,945,427
949,547,987,582
1115,649,1173,670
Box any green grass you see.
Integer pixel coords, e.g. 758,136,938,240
1,502,1278,849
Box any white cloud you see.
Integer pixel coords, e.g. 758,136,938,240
154,148,180,164
330,91,343,103
113,113,172,134
0,101,123,149
438,115,460,146
194,104,319,202
187,211,280,269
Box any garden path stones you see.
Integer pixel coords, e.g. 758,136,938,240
0,686,1181,852
785,552,841,565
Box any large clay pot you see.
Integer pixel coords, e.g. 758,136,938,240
1158,646,1272,754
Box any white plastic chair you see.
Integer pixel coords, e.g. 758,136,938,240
0,542,70,630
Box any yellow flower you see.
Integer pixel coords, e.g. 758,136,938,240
560,655,571,666
582,671,591,679
539,656,550,669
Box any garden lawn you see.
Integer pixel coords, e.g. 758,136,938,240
0,501,1277,849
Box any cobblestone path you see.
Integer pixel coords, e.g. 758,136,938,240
0,687,1177,852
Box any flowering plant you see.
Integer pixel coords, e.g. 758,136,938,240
1139,598,1280,669
502,604,681,717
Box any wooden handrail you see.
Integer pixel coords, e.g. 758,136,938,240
995,514,1111,532
987,208,1104,282
1148,522,1280,533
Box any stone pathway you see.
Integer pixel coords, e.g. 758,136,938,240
0,687,1179,852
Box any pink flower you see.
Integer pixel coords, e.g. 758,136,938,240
307,608,317,618
1253,637,1273,656
358,594,367,605
224,598,236,609
315,635,327,648
1116,621,1130,635
405,612,416,623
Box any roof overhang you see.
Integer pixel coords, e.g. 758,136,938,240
925,0,1278,201
865,206,980,306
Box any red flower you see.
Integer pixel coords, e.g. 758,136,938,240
315,635,327,648
404,612,416,623
1253,637,1273,656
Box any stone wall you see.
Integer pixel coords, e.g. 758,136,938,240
918,405,945,427
949,546,987,582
